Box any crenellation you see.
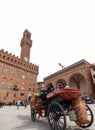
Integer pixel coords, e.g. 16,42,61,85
6,51,8,53
1,49,4,51
0,49,37,72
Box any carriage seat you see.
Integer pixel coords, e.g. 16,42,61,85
40,85,54,109
40,90,48,109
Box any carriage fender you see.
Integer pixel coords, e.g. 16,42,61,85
47,91,58,99
47,89,63,99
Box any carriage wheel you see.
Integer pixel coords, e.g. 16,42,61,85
80,104,93,128
47,101,66,130
31,107,36,121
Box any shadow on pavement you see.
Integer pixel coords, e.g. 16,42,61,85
13,115,49,130
66,126,90,130
13,115,91,130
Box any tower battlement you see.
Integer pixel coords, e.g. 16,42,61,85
0,49,39,74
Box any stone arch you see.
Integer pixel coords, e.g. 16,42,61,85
56,79,67,89
69,73,87,95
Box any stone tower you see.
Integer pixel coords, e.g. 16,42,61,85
20,30,32,62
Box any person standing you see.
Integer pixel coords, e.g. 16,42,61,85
16,100,20,109
24,100,27,108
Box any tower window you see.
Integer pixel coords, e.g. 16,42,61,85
18,61,20,64
20,93,24,96
27,34,30,38
3,55,5,58
29,88,31,91
3,69,8,74
6,92,9,97
8,84,13,89
10,72,14,77
14,93,16,97
1,83,6,88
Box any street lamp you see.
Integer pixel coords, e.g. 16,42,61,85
58,63,64,69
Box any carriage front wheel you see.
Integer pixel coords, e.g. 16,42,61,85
47,101,66,130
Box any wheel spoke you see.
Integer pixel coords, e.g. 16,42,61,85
57,121,62,130
58,119,64,126
50,118,55,127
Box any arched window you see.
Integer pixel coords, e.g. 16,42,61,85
1,83,6,88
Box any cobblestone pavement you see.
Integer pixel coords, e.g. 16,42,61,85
0,104,94,130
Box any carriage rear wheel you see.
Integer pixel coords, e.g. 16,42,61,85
31,107,36,121
47,101,66,130
79,104,93,128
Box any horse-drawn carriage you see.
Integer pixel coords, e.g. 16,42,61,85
28,87,93,130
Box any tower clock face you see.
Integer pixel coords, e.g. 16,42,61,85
24,57,29,62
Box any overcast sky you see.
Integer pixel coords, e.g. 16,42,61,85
0,0,95,81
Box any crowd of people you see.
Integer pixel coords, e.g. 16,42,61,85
0,99,28,109
16,99,28,109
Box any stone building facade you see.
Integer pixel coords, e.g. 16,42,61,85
44,59,95,99
90,64,95,84
0,30,39,104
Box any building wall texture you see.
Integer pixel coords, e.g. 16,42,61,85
0,30,39,105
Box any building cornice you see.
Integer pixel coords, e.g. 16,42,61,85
44,59,90,80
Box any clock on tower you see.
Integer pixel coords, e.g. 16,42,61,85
20,30,32,62
24,57,29,62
